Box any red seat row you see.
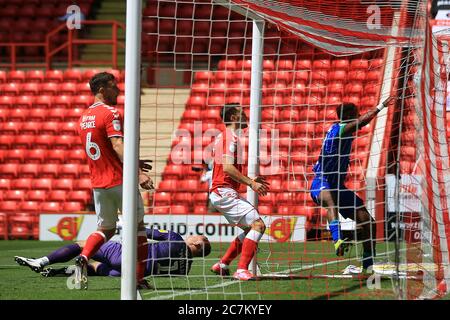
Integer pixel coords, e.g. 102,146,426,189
0,95,94,109
0,178,91,192
0,69,122,84
0,134,83,149
1,121,79,136
0,149,85,164
1,189,91,204
0,164,90,179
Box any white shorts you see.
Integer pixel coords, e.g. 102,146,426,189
93,184,145,230
209,187,260,227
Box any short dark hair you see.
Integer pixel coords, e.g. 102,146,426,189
335,102,358,120
221,103,241,123
201,239,211,257
89,72,116,95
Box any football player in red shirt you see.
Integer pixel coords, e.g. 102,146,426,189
209,104,270,280
77,72,153,289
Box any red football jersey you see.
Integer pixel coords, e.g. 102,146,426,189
210,128,245,193
78,101,123,189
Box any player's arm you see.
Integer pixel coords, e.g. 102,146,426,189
341,96,395,135
110,136,124,162
109,136,154,190
222,155,269,196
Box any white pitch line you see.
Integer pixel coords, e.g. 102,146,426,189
145,249,397,300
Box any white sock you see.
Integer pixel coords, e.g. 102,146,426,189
36,257,50,267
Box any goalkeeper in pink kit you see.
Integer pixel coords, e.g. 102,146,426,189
209,104,270,281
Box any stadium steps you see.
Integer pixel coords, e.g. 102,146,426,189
140,88,190,187
79,0,148,68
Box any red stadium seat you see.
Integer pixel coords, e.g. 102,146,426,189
9,109,28,122
53,178,73,191
39,83,58,96
63,69,83,82
193,205,207,215
76,178,92,191
170,205,189,214
9,213,33,239
21,82,39,95
40,164,59,178
154,191,171,205
258,205,273,215
18,163,39,178
158,179,177,191
79,165,90,178
28,108,48,122
46,108,66,121
60,122,78,135
53,135,75,149
41,202,61,213
59,164,79,179
76,82,92,95
45,70,64,83
4,190,26,201
5,149,27,163
172,193,193,205
67,149,86,164
33,135,54,150
48,190,67,202
26,70,45,82
67,190,90,204
1,82,20,95
0,96,14,108
63,202,83,212
40,121,60,135
53,95,73,108
0,213,7,239
20,201,40,213
0,135,15,149
0,163,19,178
8,70,26,83
0,178,11,191
47,149,66,164
27,189,47,202
11,178,32,190
1,122,21,135
152,206,171,214
0,108,9,122
65,107,84,121
34,94,56,109
332,59,350,69
59,82,77,95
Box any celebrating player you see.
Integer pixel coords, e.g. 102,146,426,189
15,229,211,278
209,104,270,281
310,96,395,272
77,72,154,289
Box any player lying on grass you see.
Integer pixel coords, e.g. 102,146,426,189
15,228,211,278
209,103,270,281
310,96,395,272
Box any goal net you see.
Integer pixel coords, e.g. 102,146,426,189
136,0,450,300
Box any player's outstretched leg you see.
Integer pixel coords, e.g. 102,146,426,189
356,208,377,272
315,189,349,256
211,232,246,276
233,219,265,281
15,243,83,273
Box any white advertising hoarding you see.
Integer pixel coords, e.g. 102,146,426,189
386,174,423,213
40,213,306,243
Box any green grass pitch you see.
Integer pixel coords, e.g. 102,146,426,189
1,240,446,300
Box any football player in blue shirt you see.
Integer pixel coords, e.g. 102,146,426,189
15,229,211,280
310,96,394,271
